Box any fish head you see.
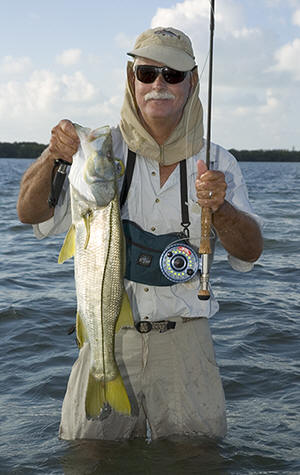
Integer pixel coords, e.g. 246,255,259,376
71,125,117,207
84,142,116,207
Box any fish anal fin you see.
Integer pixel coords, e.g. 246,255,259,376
115,291,134,333
58,225,75,263
76,312,87,349
85,372,131,419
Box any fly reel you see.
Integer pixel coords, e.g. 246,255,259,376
159,242,201,283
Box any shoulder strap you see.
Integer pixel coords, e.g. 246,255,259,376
120,149,136,208
180,160,190,236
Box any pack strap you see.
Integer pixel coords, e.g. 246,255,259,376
120,150,190,235
179,159,190,237
119,149,136,208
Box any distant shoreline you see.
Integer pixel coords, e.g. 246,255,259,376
0,141,300,161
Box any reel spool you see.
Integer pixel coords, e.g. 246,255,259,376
160,242,201,283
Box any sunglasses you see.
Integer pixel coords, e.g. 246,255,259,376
134,65,188,84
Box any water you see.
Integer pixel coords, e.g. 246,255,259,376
0,159,299,474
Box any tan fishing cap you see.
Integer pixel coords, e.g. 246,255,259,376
128,27,196,72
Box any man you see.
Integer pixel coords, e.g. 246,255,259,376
17,27,263,440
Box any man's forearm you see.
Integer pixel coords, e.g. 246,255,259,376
212,201,263,262
17,147,55,224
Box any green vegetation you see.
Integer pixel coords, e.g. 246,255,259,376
0,141,300,161
0,142,47,158
229,149,300,162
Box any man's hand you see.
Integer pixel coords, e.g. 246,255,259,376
194,160,263,262
17,119,80,224
195,160,227,213
48,119,80,164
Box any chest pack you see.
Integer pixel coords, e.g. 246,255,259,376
120,150,202,286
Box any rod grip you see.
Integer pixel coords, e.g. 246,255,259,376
199,207,212,254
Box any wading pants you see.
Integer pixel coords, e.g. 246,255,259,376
59,317,227,440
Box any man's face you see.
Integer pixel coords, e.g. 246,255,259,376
133,58,192,128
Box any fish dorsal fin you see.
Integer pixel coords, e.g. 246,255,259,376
115,291,134,333
58,225,76,263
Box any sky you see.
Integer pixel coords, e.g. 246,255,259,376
1,0,300,150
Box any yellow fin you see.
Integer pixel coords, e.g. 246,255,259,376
85,372,131,418
76,312,87,349
105,374,131,415
83,212,92,249
115,291,134,333
58,225,75,263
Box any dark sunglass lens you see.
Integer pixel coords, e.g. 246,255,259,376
163,68,186,84
136,66,158,83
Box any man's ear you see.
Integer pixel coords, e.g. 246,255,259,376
127,61,135,95
190,66,199,92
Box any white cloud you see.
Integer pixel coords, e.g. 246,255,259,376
61,71,96,102
292,9,300,25
148,0,300,149
1,55,32,74
233,89,279,117
114,33,136,51
272,38,300,80
151,0,249,39
56,48,82,66
0,66,114,142
231,27,260,39
25,70,60,111
0,69,96,118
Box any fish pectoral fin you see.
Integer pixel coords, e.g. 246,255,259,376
115,291,134,333
83,212,92,249
58,225,75,263
85,372,131,419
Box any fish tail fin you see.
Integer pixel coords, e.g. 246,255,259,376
115,291,134,333
85,373,106,418
58,225,75,263
85,372,131,418
105,374,131,415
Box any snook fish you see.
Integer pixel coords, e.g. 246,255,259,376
59,124,133,419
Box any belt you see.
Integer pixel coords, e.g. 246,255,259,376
135,317,201,334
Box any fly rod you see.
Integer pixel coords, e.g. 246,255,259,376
198,0,215,300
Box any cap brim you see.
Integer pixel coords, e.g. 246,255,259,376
128,45,195,72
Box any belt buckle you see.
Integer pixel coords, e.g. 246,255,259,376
135,321,152,333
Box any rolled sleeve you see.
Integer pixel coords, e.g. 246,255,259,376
217,148,263,272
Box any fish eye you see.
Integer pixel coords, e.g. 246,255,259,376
114,159,125,178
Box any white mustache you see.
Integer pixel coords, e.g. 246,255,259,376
144,91,175,101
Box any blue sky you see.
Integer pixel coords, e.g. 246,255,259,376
1,0,300,150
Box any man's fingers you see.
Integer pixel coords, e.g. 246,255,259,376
49,120,79,162
195,168,227,213
197,159,207,178
59,120,79,140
